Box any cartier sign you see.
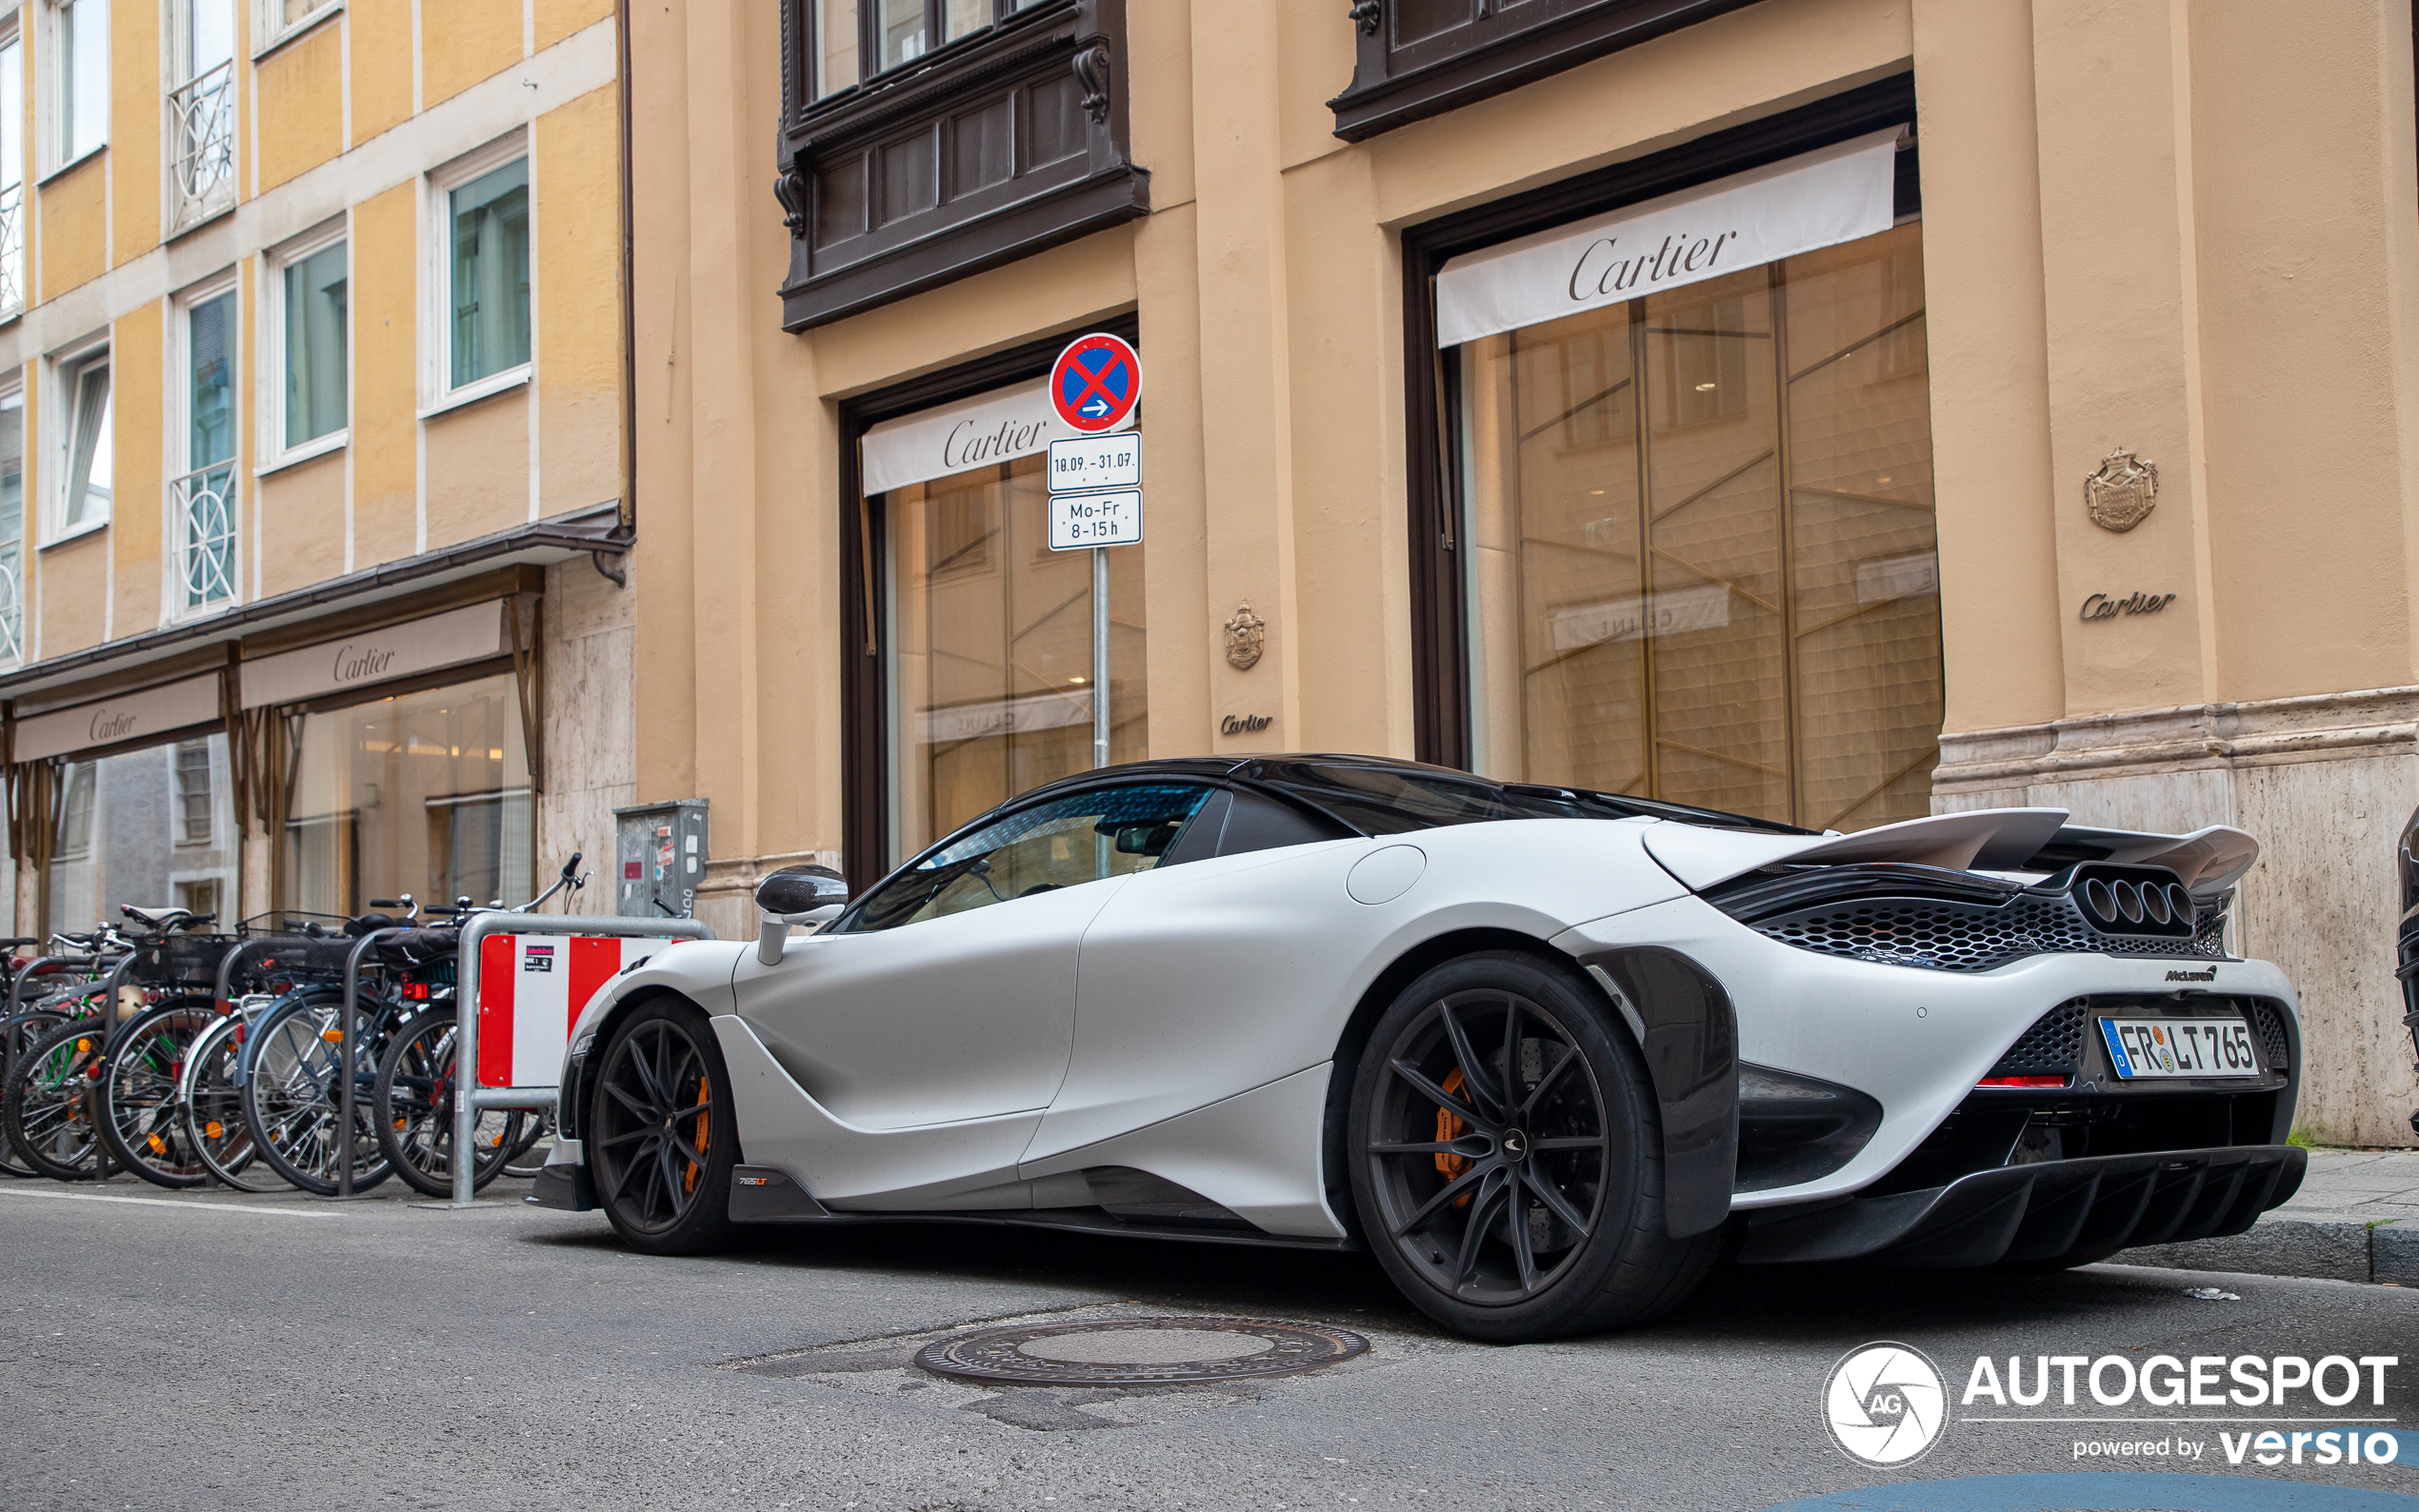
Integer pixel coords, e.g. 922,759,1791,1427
12,672,224,762
2078,591,2177,623
1433,129,1900,347
861,376,1137,497
240,602,506,708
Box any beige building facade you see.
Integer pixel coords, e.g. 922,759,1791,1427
0,0,635,937
636,0,2419,1144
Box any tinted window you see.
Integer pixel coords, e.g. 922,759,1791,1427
1248,760,1808,838
846,784,1212,932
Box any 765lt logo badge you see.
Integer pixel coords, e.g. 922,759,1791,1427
1825,1343,1949,1466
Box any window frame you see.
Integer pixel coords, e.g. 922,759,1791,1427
1397,77,1918,770
0,372,26,665
259,218,350,472
251,0,341,60
44,330,111,546
39,0,108,179
0,12,26,323
167,271,241,620
421,131,534,416
808,0,1049,103
170,737,217,847
166,0,239,235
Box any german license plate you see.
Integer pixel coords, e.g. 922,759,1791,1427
2098,1017,2261,1079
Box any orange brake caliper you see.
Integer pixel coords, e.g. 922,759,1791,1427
1434,1068,1473,1207
683,1076,710,1195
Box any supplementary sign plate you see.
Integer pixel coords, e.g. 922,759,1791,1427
1048,432,1141,493
1050,488,1142,550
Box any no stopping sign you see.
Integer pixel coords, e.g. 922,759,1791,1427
1050,333,1142,432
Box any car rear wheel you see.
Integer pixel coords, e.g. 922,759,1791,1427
1348,951,1714,1341
590,999,738,1256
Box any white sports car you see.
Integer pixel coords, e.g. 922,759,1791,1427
532,755,2305,1341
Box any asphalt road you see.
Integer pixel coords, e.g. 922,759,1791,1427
2,1179,2415,1512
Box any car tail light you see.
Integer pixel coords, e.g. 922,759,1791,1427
1976,1074,2069,1089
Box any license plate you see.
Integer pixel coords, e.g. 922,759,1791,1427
2098,1017,2262,1079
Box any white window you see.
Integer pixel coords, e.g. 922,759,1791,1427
53,341,111,537
0,18,24,318
427,139,530,408
172,279,238,611
265,227,348,464
168,0,236,231
49,0,108,169
0,383,23,663
172,740,215,845
254,0,339,55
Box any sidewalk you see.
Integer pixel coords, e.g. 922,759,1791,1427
2117,1147,2419,1284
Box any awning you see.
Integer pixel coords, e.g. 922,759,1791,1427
1433,129,1902,347
0,501,626,704
861,377,1136,497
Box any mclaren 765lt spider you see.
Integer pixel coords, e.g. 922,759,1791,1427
532,755,2304,1341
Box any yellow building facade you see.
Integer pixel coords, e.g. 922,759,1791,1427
0,0,633,933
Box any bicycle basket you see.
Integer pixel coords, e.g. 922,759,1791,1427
129,932,242,990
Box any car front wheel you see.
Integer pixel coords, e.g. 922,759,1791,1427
1348,950,1714,1341
590,998,739,1256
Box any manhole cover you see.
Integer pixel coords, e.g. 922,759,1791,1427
914,1317,1369,1386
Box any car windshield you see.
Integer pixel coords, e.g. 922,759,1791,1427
1245,761,1809,838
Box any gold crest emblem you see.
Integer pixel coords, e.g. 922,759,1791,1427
2084,447,2159,532
1224,602,1265,671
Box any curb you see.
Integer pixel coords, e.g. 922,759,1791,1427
2118,1218,2414,1285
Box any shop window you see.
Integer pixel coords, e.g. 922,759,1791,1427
1328,0,1756,143
443,154,531,394
0,20,23,319
167,0,237,233
48,0,108,169
55,345,111,536
883,451,1147,864
270,231,348,459
45,734,237,936
776,0,1146,329
280,672,532,917
1456,221,1941,832
176,284,237,610
0,386,23,663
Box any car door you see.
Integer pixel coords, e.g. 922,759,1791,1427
730,781,1216,1146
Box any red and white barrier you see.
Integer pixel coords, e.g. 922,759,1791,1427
474,934,678,1089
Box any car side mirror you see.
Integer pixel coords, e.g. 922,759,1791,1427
756,865,850,965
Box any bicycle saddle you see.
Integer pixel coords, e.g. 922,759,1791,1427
375,927,460,965
120,905,194,932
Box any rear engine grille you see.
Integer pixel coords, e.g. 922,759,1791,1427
1989,1002,2090,1077
1754,895,2229,974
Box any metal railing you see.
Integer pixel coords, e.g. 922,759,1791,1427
0,558,21,665
172,460,236,609
169,61,236,232
0,182,22,320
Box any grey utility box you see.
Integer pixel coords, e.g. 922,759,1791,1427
613,800,709,919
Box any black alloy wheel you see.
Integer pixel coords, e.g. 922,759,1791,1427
1348,951,1715,1342
589,999,738,1255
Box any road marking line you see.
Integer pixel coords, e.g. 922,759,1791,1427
0,1186,336,1219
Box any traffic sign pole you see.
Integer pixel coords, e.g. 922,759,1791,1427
1093,547,1110,768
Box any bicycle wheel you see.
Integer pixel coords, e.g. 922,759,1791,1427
179,1012,279,1191
0,1007,77,1178
239,992,393,1196
3,1017,107,1181
98,1000,217,1189
372,1013,523,1199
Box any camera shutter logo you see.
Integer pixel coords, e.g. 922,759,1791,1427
1824,1343,1948,1466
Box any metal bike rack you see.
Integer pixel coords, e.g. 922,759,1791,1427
447,912,713,1207
336,927,419,1200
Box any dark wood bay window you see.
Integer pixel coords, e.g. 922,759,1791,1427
777,0,1149,330
1327,0,1762,142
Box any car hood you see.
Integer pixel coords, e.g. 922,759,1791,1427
1639,807,2259,894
